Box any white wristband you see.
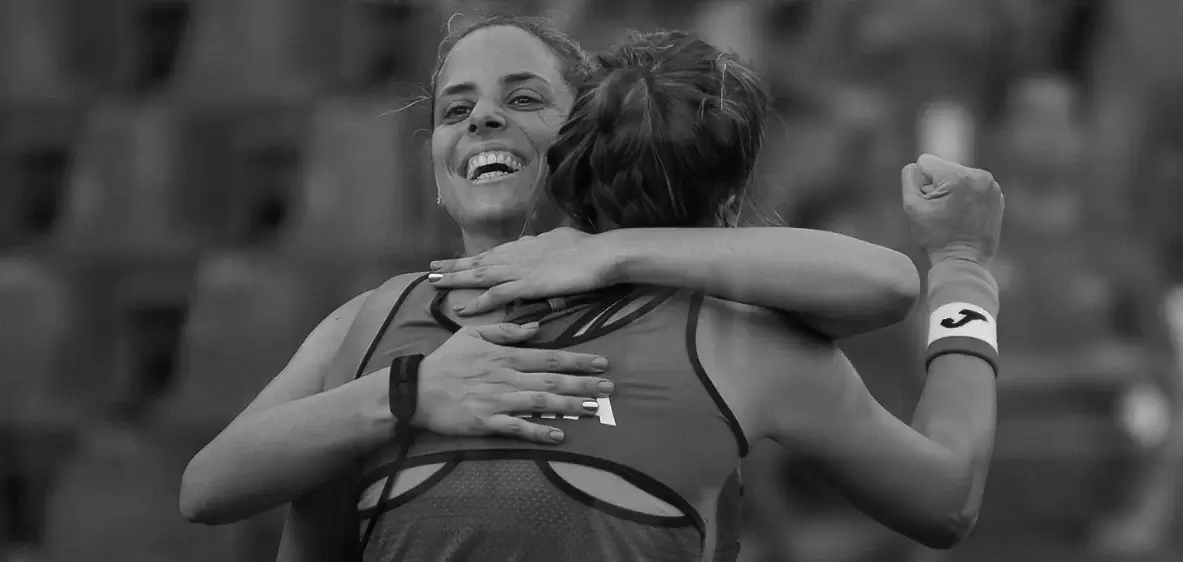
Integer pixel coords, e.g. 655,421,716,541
925,302,999,375
927,302,998,351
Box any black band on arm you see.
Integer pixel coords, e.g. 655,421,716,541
360,353,425,554
390,354,423,425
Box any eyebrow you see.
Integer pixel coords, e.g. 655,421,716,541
438,72,550,99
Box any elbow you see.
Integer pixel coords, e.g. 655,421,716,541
179,473,216,525
180,488,236,527
904,469,983,550
179,460,232,525
913,482,982,550
916,509,979,550
179,485,214,525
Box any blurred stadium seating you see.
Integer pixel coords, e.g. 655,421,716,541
156,251,327,431
53,101,208,258
0,104,82,251
279,95,442,258
41,424,271,562
174,0,336,101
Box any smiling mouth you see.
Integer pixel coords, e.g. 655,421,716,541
465,150,526,183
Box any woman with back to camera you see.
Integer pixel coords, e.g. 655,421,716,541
270,27,1004,562
180,12,928,546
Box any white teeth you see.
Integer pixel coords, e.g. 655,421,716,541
465,150,524,180
473,171,511,183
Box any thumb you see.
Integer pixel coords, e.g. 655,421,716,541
464,322,540,344
901,163,929,206
916,153,961,189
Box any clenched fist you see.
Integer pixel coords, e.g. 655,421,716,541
902,154,1004,265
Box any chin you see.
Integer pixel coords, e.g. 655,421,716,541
457,193,533,227
455,174,541,225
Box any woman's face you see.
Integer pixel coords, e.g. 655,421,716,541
432,25,575,231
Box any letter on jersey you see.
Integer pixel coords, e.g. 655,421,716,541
517,397,615,426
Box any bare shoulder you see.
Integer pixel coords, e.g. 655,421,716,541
308,290,372,349
693,296,844,439
310,271,431,352
695,295,833,359
308,271,427,349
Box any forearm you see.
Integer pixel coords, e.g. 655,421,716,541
813,259,999,548
804,353,995,549
607,227,920,338
909,353,997,526
181,375,394,524
907,258,1000,534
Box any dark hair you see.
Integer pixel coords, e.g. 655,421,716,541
546,30,770,229
430,13,593,115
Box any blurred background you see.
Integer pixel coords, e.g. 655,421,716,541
2,0,1182,561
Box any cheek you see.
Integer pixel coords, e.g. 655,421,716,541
430,128,457,194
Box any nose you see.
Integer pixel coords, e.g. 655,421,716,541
467,108,506,134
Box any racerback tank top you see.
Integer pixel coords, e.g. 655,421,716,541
348,274,748,562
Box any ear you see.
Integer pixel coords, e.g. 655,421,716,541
717,192,741,227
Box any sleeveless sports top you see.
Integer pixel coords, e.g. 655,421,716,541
348,274,748,562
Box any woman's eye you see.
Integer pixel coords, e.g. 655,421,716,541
444,104,471,119
510,95,542,107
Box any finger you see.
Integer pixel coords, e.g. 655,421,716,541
901,163,927,199
901,163,933,210
967,168,997,191
496,391,601,418
455,281,529,316
501,347,609,374
429,266,516,289
482,414,564,444
464,322,540,345
513,372,615,398
904,161,933,186
917,153,959,173
916,153,966,190
430,256,478,274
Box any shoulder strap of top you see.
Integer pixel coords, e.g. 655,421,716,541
322,273,429,392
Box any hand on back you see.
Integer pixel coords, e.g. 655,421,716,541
366,321,613,444
426,227,620,315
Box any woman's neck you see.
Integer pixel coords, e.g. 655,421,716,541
461,221,523,256
459,211,580,256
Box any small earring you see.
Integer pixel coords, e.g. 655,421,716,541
436,194,443,206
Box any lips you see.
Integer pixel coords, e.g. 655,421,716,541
461,149,527,182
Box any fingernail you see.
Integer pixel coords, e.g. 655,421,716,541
521,322,540,330
582,400,599,414
429,261,441,271
453,303,467,313
428,273,442,283
591,357,609,371
596,380,614,395
549,429,564,442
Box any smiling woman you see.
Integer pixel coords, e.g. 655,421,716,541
430,22,583,252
